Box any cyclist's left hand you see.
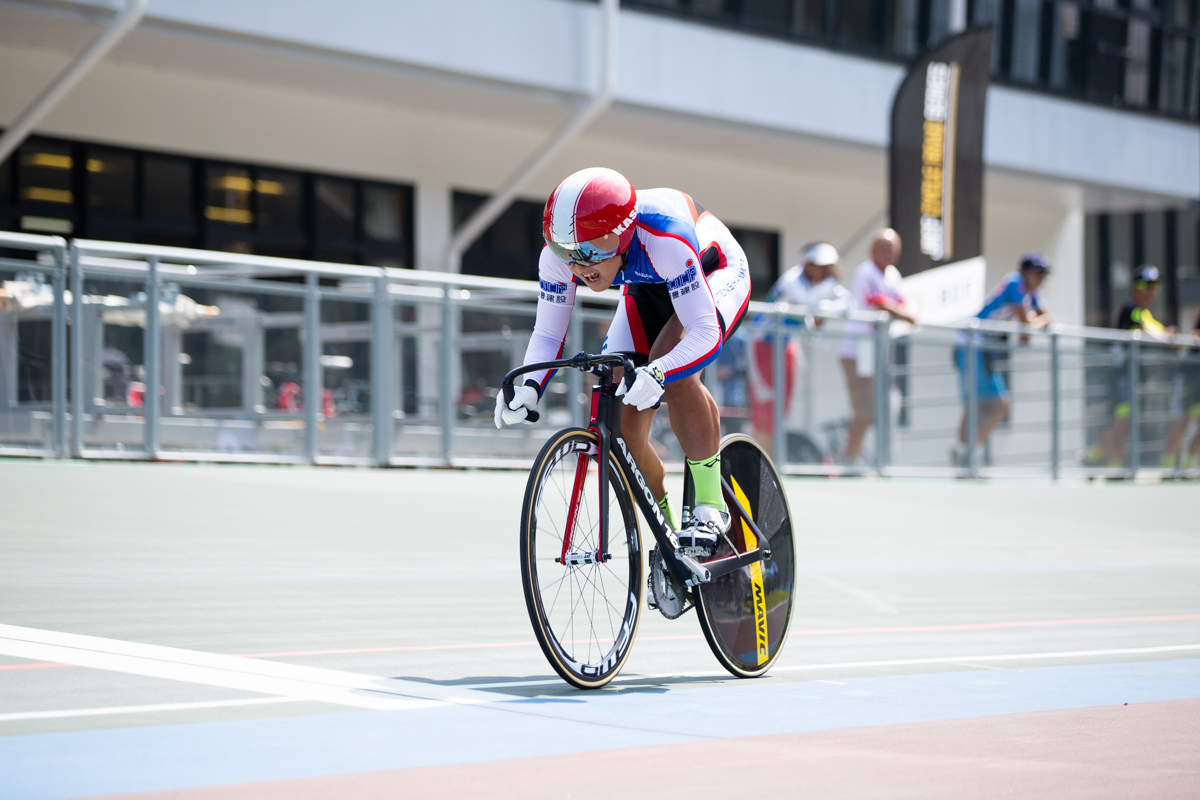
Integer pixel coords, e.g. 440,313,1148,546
616,364,665,411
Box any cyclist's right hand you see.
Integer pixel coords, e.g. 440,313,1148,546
495,383,539,428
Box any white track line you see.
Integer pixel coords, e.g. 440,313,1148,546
0,697,297,722
0,624,500,710
459,643,1200,689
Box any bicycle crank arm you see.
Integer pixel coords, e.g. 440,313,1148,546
673,549,711,586
698,546,770,582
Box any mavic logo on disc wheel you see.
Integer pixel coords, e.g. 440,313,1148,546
730,475,769,665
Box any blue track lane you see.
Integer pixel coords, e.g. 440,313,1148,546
4,659,1199,800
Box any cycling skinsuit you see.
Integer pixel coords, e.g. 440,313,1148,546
523,188,751,393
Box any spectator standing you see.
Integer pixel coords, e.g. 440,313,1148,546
837,229,915,464
1164,308,1200,471
1087,265,1176,467
747,242,849,455
951,252,1052,466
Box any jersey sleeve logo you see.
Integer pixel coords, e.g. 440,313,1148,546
539,280,569,304
667,264,701,300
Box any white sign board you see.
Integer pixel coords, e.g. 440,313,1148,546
901,256,985,325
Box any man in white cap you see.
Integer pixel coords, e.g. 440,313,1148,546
747,242,848,454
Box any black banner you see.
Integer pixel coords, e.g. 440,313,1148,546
890,27,994,277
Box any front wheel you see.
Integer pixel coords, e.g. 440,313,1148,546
694,433,796,678
520,428,643,689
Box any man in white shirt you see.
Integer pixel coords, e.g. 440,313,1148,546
837,229,915,463
748,242,848,454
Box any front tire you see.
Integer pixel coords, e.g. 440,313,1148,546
520,428,643,689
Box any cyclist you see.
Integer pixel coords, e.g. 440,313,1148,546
495,167,751,553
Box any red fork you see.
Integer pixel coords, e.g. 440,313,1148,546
561,452,590,563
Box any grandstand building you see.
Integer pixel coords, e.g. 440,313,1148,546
1,0,1197,329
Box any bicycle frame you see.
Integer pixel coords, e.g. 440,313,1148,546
504,353,772,588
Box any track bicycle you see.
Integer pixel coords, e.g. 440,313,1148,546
503,352,796,689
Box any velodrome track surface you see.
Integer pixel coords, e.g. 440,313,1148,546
1,460,1198,799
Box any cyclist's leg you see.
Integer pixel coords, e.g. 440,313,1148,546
650,315,720,462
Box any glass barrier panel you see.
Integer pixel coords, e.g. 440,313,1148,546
390,293,444,461
153,279,306,458
451,295,552,460
0,259,57,452
77,273,148,453
319,295,372,459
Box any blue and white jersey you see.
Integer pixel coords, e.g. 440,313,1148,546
525,188,728,389
977,271,1043,322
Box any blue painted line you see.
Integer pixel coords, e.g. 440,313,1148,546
2,659,1198,800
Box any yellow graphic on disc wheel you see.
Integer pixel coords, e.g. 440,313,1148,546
729,475,769,665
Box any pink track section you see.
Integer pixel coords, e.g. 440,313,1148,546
100,699,1200,800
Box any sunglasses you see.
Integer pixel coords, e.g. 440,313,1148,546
1134,280,1161,289
545,237,619,267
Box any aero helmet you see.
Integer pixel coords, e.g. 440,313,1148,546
543,167,637,265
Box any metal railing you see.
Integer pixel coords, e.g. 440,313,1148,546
2,232,1198,478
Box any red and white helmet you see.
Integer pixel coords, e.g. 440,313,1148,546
542,167,637,265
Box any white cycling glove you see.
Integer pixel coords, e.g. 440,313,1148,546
494,383,539,428
616,364,666,411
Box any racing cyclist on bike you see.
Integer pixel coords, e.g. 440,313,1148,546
494,167,751,554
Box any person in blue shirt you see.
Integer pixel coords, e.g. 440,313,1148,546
951,252,1052,466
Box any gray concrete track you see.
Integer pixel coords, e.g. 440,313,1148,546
0,460,1198,797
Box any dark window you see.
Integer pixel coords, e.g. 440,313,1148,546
206,164,254,227
316,177,357,242
1,135,413,265
623,0,1200,120
256,169,303,233
363,184,408,243
728,226,780,300
143,155,193,222
454,191,544,282
85,147,136,213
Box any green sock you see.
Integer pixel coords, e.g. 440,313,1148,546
656,493,680,529
687,455,726,512
1163,453,1177,469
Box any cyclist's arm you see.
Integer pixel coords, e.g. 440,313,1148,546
643,230,722,383
521,247,577,394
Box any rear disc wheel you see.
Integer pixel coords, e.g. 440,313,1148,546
694,433,796,678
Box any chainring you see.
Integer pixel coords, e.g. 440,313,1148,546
647,546,692,620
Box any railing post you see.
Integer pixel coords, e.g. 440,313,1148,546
304,271,320,464
50,242,67,457
1050,327,1060,481
69,242,83,458
441,283,455,465
873,314,888,474
372,273,394,466
143,255,161,458
773,306,786,466
568,303,585,429
1128,331,1140,474
965,321,979,477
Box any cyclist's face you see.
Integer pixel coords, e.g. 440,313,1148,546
566,233,623,292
